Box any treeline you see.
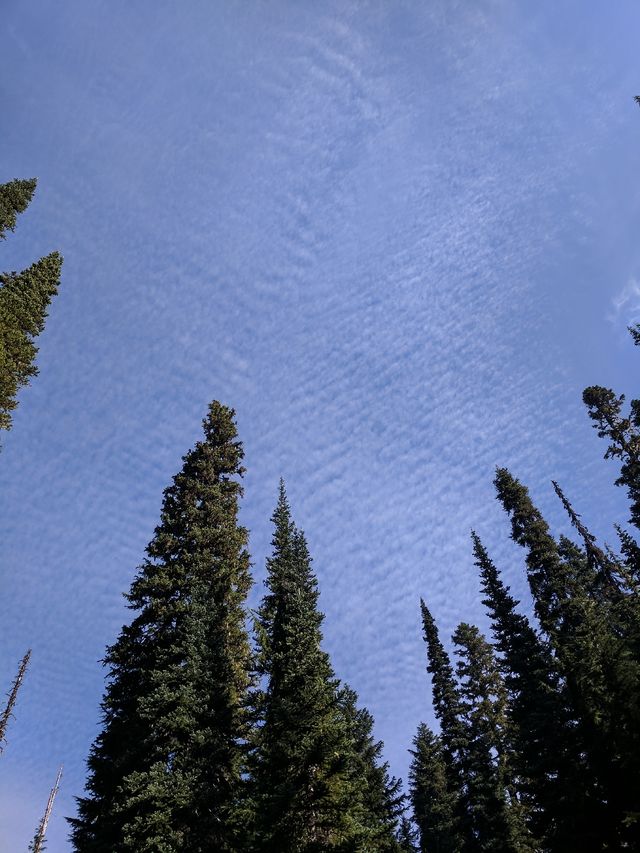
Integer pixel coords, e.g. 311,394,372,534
408,348,640,852
2,170,640,851
67,335,640,853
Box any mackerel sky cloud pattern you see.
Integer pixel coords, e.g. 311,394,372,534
1,1,639,848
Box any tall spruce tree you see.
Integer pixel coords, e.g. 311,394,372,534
70,402,252,852
408,724,459,853
0,177,62,433
583,329,640,530
419,601,469,850
336,685,406,852
251,483,370,852
452,623,531,853
471,532,596,851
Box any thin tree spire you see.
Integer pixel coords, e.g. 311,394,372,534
0,649,31,754
29,766,63,853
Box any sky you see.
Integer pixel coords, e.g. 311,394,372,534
1,0,639,848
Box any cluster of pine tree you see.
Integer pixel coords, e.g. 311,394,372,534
69,403,409,852
409,329,640,852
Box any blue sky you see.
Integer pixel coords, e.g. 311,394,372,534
1,1,640,848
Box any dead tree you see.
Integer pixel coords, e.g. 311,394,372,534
29,765,63,853
0,649,31,754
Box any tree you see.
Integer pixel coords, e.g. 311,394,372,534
452,623,530,853
0,178,36,239
70,402,253,852
0,178,62,433
336,685,406,852
0,649,31,754
408,724,459,853
471,533,596,851
419,600,468,850
251,483,372,851
29,766,63,853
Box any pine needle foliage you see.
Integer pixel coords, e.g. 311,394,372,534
0,177,62,433
70,402,252,852
251,483,380,852
0,177,36,239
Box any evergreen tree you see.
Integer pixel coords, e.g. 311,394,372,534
471,533,596,851
0,177,62,433
419,601,468,850
452,623,530,853
583,357,640,530
251,483,369,852
396,816,418,853
70,402,252,852
408,724,459,853
494,471,640,846
0,177,36,239
336,685,406,852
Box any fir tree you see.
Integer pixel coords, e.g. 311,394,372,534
452,623,530,853
396,816,419,853
471,533,596,851
70,402,252,852
0,177,36,239
336,685,406,851
251,483,368,852
408,724,459,853
0,177,62,433
419,601,469,850
494,471,640,846
583,332,640,530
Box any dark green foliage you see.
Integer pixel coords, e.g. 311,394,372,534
583,380,640,530
471,533,598,851
0,177,36,239
452,623,529,853
0,177,62,433
408,724,459,853
336,685,406,852
251,483,369,852
396,816,418,852
419,601,468,850
70,402,252,852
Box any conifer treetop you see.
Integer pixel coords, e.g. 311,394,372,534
0,177,37,239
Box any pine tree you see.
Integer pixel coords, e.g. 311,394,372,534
419,600,468,850
494,471,640,846
251,483,368,852
336,685,406,851
583,328,640,530
0,177,62,433
396,816,418,853
471,533,596,851
452,623,530,853
408,724,459,853
0,177,36,239
0,649,31,754
70,402,252,852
